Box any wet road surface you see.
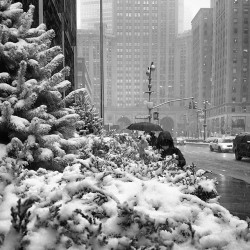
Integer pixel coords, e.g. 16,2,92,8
181,144,250,220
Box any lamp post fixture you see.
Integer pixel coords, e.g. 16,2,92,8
100,0,104,124
145,62,155,123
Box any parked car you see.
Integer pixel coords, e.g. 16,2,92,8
209,137,234,152
175,137,186,145
233,133,250,160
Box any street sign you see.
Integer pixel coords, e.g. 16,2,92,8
135,115,150,119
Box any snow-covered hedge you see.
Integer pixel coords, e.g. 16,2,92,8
0,134,249,249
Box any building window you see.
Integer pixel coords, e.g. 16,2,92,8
244,8,249,14
233,18,238,23
232,107,235,112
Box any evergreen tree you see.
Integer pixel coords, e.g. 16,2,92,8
0,1,92,170
70,89,103,135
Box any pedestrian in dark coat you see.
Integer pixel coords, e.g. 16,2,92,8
147,131,157,148
156,131,186,168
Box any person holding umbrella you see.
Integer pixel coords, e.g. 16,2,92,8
147,131,157,148
156,131,186,168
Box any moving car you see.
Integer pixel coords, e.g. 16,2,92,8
209,137,234,152
175,137,186,145
233,133,250,160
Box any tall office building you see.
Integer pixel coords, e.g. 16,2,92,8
209,0,250,135
14,0,77,90
104,0,179,128
191,8,213,107
77,29,114,114
210,0,215,8
77,0,113,34
77,0,181,129
175,31,192,104
175,31,192,135
178,0,184,33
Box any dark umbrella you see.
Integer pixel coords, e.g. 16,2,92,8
127,122,163,132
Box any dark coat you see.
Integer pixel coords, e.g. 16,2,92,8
156,131,186,168
147,132,157,147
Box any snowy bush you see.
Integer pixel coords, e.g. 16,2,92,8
0,133,249,249
0,1,101,171
0,2,250,249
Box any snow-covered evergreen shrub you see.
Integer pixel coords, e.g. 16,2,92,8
69,89,103,135
0,1,94,170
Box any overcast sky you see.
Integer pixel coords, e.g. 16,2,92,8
184,0,211,30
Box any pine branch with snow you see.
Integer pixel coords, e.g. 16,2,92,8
0,3,96,170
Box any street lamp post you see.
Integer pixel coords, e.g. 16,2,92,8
100,0,104,124
203,100,209,141
145,62,155,123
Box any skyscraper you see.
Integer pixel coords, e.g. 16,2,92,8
191,8,213,107
105,0,179,129
209,0,250,135
77,0,181,130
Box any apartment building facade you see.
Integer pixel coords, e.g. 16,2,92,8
208,0,250,136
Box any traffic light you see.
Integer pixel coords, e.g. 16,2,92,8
193,101,197,109
189,101,192,109
153,111,159,120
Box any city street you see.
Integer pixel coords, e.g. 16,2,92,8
180,144,250,219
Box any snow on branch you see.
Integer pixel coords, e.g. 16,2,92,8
49,67,70,87
0,83,17,94
18,4,35,36
26,29,55,45
0,72,10,82
14,92,38,111
53,80,71,93
37,46,62,64
64,88,91,106
26,23,46,37
41,54,64,77
9,115,30,132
